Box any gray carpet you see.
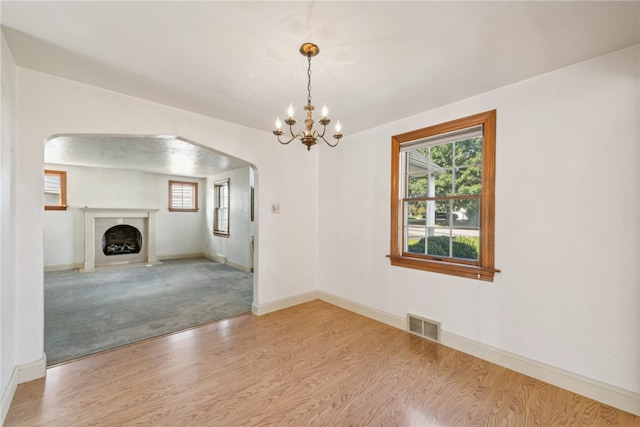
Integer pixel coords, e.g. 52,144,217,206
45,258,253,365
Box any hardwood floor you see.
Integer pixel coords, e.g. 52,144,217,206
5,300,638,426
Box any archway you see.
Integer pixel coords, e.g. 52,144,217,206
43,133,258,365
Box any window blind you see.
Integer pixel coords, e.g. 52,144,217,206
44,175,61,194
171,184,194,209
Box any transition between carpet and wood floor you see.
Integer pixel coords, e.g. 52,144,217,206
45,257,253,365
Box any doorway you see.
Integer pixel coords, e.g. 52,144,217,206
43,134,257,365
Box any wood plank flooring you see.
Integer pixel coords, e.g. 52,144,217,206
5,300,639,426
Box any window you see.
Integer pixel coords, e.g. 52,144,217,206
214,179,229,236
169,180,198,212
390,110,498,281
44,170,67,210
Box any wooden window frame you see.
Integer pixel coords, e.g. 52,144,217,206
168,180,198,212
213,178,230,237
44,169,67,211
390,110,498,281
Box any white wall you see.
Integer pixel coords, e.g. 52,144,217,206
6,30,637,416
205,166,253,271
319,46,640,398
0,31,19,422
43,164,206,268
14,67,320,377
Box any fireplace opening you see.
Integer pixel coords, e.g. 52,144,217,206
102,224,142,256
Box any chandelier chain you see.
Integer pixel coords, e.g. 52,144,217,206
306,54,312,107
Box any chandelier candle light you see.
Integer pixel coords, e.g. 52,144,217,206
273,43,343,150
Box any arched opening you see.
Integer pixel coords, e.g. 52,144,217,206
43,133,257,365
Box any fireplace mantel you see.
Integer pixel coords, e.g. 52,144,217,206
82,208,159,270
81,207,160,215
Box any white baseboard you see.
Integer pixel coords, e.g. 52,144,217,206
318,291,406,329
313,291,640,416
44,262,84,272
1,353,47,425
441,332,640,416
17,353,47,383
159,253,205,261
1,367,18,426
45,255,253,273
251,291,320,316
203,253,252,273
225,260,252,273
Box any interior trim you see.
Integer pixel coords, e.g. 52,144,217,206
17,353,47,384
1,366,18,425
2,353,47,423
441,332,640,416
251,291,319,316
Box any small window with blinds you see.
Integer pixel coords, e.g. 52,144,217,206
390,110,499,281
213,179,229,237
168,180,198,212
44,170,67,211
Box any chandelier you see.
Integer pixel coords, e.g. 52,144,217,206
273,43,343,150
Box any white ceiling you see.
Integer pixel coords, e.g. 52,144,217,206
45,134,251,177
2,1,639,175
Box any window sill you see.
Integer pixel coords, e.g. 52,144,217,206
389,255,498,282
45,205,68,211
168,208,198,212
213,232,229,238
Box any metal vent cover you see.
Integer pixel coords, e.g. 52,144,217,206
407,313,441,343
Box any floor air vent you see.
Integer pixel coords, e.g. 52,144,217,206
407,314,441,343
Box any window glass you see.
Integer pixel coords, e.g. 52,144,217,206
390,110,498,281
44,170,67,210
169,181,198,212
214,179,229,236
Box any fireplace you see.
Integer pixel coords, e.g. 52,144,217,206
102,224,142,255
82,208,158,270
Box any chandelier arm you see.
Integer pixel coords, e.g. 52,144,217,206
316,133,341,148
288,123,300,139
314,124,327,139
325,139,341,148
275,134,297,145
276,127,305,145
